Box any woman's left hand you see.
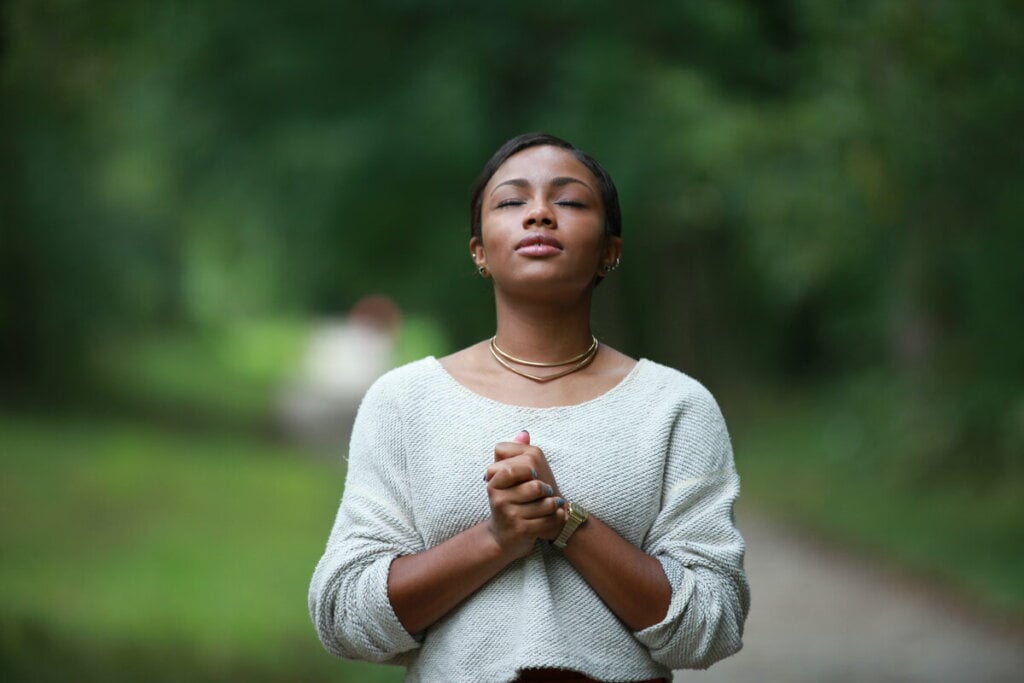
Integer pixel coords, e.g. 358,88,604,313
485,431,565,544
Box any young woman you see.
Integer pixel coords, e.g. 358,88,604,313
309,133,749,683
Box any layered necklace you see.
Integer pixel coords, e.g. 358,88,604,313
488,335,599,383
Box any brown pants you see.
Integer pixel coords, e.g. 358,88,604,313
514,669,666,683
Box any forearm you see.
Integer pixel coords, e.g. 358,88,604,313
388,521,517,635
561,515,671,631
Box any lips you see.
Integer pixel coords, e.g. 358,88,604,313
515,234,563,256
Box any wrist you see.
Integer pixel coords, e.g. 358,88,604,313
479,521,528,564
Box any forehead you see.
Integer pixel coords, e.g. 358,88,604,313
486,145,599,191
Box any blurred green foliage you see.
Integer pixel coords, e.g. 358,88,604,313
4,0,1022,478
2,0,1024,678
90,318,310,429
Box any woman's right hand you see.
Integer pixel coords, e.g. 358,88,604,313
484,432,565,559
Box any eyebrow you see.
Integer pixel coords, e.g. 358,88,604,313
490,176,595,195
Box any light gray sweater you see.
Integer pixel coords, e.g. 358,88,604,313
309,357,749,683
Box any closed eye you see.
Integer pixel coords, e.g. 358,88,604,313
556,200,586,208
496,199,526,208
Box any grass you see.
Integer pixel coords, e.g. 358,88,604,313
2,314,453,682
0,413,403,682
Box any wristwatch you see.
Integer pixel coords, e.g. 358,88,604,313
553,501,589,549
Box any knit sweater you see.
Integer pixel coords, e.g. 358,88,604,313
309,357,749,683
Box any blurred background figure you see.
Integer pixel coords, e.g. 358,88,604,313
277,295,402,447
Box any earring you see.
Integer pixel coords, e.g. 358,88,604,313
477,265,489,277
601,257,621,275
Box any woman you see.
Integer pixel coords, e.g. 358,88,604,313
309,133,749,683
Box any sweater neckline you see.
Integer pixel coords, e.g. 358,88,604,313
425,356,649,411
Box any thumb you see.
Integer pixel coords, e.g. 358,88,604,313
494,430,531,462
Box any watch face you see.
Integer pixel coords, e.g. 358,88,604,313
554,501,589,548
569,502,588,523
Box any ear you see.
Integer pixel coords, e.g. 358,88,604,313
599,236,622,273
470,235,487,269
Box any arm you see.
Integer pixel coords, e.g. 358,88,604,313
312,407,556,652
503,393,747,668
388,522,511,634
560,515,672,631
308,382,424,662
388,431,564,634
628,386,749,669
495,431,672,631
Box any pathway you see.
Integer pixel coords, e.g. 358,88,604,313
679,511,1024,683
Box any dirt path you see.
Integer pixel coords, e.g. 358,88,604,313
679,511,1024,683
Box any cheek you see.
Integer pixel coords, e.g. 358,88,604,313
587,231,609,257
479,216,514,248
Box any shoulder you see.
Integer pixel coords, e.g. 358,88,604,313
367,356,439,391
635,359,723,412
634,360,730,448
642,362,734,472
360,356,441,407
347,357,441,455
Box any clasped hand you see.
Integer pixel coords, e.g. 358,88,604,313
484,431,565,558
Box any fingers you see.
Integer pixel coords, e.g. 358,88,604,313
488,479,563,536
494,440,536,461
517,494,565,520
487,493,565,550
488,490,563,523
485,459,538,488
490,433,560,498
484,430,565,556
490,477,555,505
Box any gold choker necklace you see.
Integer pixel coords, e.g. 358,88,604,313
488,335,599,383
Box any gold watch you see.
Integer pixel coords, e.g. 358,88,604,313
553,501,589,549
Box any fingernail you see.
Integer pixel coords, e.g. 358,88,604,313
483,473,488,482
545,484,554,496
531,468,539,479
556,498,565,507
520,429,529,437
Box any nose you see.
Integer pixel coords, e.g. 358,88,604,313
524,203,556,229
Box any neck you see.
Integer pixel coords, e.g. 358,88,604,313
492,291,595,364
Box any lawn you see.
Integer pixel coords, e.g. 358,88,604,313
0,413,402,683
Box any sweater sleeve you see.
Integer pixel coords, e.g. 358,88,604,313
632,383,750,670
308,378,424,663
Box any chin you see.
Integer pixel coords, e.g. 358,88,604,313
499,275,595,302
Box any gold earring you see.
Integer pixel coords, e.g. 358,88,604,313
477,265,489,277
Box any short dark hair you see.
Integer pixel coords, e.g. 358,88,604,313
469,133,622,239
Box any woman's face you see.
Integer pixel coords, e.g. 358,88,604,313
471,145,621,298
